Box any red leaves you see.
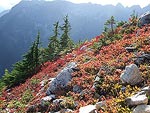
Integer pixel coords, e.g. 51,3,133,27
1,22,150,113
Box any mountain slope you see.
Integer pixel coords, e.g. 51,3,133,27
0,0,150,76
0,10,9,17
0,16,150,112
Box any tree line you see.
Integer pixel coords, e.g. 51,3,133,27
0,12,138,90
0,15,74,89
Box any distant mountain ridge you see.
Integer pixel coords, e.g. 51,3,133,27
0,10,9,17
0,0,150,76
0,6,4,13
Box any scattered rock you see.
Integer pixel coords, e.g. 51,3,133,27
79,105,96,113
133,105,150,113
120,64,142,85
60,109,73,113
40,80,45,87
53,99,64,105
95,101,106,110
39,95,55,111
125,47,137,52
73,85,82,93
142,86,150,91
134,53,150,66
139,11,150,26
41,95,55,102
93,76,102,89
125,92,148,106
94,76,101,82
142,86,150,96
80,45,87,51
121,86,126,92
46,62,77,95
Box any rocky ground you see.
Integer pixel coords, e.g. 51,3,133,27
0,16,150,113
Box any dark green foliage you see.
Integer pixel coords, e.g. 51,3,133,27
47,21,60,61
60,15,74,51
117,21,127,27
21,89,33,104
0,16,75,89
1,33,41,88
105,16,116,35
42,16,74,62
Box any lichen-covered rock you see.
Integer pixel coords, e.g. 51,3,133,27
79,105,96,113
125,92,148,106
46,62,77,95
120,64,142,85
133,105,150,113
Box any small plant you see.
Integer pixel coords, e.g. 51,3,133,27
21,89,33,104
8,100,25,109
30,78,40,85
60,97,76,109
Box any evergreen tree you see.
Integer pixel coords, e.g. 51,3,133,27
60,15,73,50
1,32,41,87
34,31,40,67
47,21,60,60
105,16,116,34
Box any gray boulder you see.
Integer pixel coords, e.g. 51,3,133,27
134,54,150,66
79,105,96,113
133,105,150,113
125,91,148,106
120,64,142,85
41,95,55,102
46,62,77,95
139,11,150,26
142,86,150,96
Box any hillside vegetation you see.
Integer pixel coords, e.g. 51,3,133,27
0,0,150,76
0,13,150,113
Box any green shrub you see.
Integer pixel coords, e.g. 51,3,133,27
21,89,33,104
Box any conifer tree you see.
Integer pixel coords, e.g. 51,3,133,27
60,15,73,50
34,31,40,67
1,32,41,87
105,16,116,34
47,21,60,60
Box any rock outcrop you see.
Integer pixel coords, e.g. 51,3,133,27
125,91,148,106
120,64,142,85
139,11,150,26
79,105,96,113
133,105,150,113
134,53,150,66
46,62,77,95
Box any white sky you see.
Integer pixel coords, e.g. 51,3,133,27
0,0,150,10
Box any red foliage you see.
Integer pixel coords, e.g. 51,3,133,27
1,23,150,112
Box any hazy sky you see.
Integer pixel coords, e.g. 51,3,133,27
0,0,150,10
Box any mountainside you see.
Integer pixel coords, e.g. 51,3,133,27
0,10,9,18
0,13,150,112
0,0,150,76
